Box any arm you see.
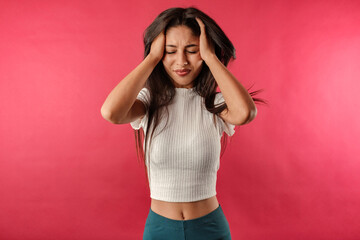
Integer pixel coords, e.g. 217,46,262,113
101,31,165,124
205,55,257,125
100,54,159,124
195,17,257,125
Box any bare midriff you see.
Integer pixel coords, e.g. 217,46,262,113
150,195,219,220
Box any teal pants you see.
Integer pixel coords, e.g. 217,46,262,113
143,204,232,240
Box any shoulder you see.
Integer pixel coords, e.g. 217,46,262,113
136,87,151,107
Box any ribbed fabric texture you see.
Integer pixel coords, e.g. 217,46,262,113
130,87,235,202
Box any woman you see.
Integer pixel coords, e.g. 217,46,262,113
101,7,265,240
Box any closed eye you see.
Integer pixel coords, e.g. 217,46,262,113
166,51,198,54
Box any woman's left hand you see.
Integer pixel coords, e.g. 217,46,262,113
195,17,216,62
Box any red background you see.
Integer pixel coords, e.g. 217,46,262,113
1,0,359,239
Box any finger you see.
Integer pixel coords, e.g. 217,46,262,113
195,17,204,27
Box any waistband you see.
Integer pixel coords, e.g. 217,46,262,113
147,204,224,230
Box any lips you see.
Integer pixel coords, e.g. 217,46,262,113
174,68,191,76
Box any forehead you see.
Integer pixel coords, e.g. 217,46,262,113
165,25,199,45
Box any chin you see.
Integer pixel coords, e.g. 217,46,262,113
171,78,194,87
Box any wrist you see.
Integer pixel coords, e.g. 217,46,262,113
203,53,218,65
147,53,162,65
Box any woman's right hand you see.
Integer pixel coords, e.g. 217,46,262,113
149,30,165,62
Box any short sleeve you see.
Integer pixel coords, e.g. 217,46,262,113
130,87,151,130
214,92,236,136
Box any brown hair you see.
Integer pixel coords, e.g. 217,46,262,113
135,7,267,188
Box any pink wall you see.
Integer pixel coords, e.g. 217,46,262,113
1,0,359,239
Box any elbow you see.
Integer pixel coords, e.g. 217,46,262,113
100,107,121,124
242,107,257,125
100,107,113,123
235,107,257,126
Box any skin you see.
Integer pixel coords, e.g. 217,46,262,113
150,22,220,220
151,18,256,220
161,25,204,89
102,18,257,221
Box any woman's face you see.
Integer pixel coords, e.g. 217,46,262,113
162,25,203,89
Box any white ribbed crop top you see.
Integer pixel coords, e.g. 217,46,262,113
130,87,235,202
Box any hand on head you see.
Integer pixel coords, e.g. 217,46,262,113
149,30,166,62
195,17,215,62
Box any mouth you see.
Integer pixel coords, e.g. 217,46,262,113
174,69,191,76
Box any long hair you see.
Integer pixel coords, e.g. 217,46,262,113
134,7,267,188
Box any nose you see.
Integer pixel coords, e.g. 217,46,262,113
176,52,188,66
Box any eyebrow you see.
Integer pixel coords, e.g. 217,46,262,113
165,44,199,48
